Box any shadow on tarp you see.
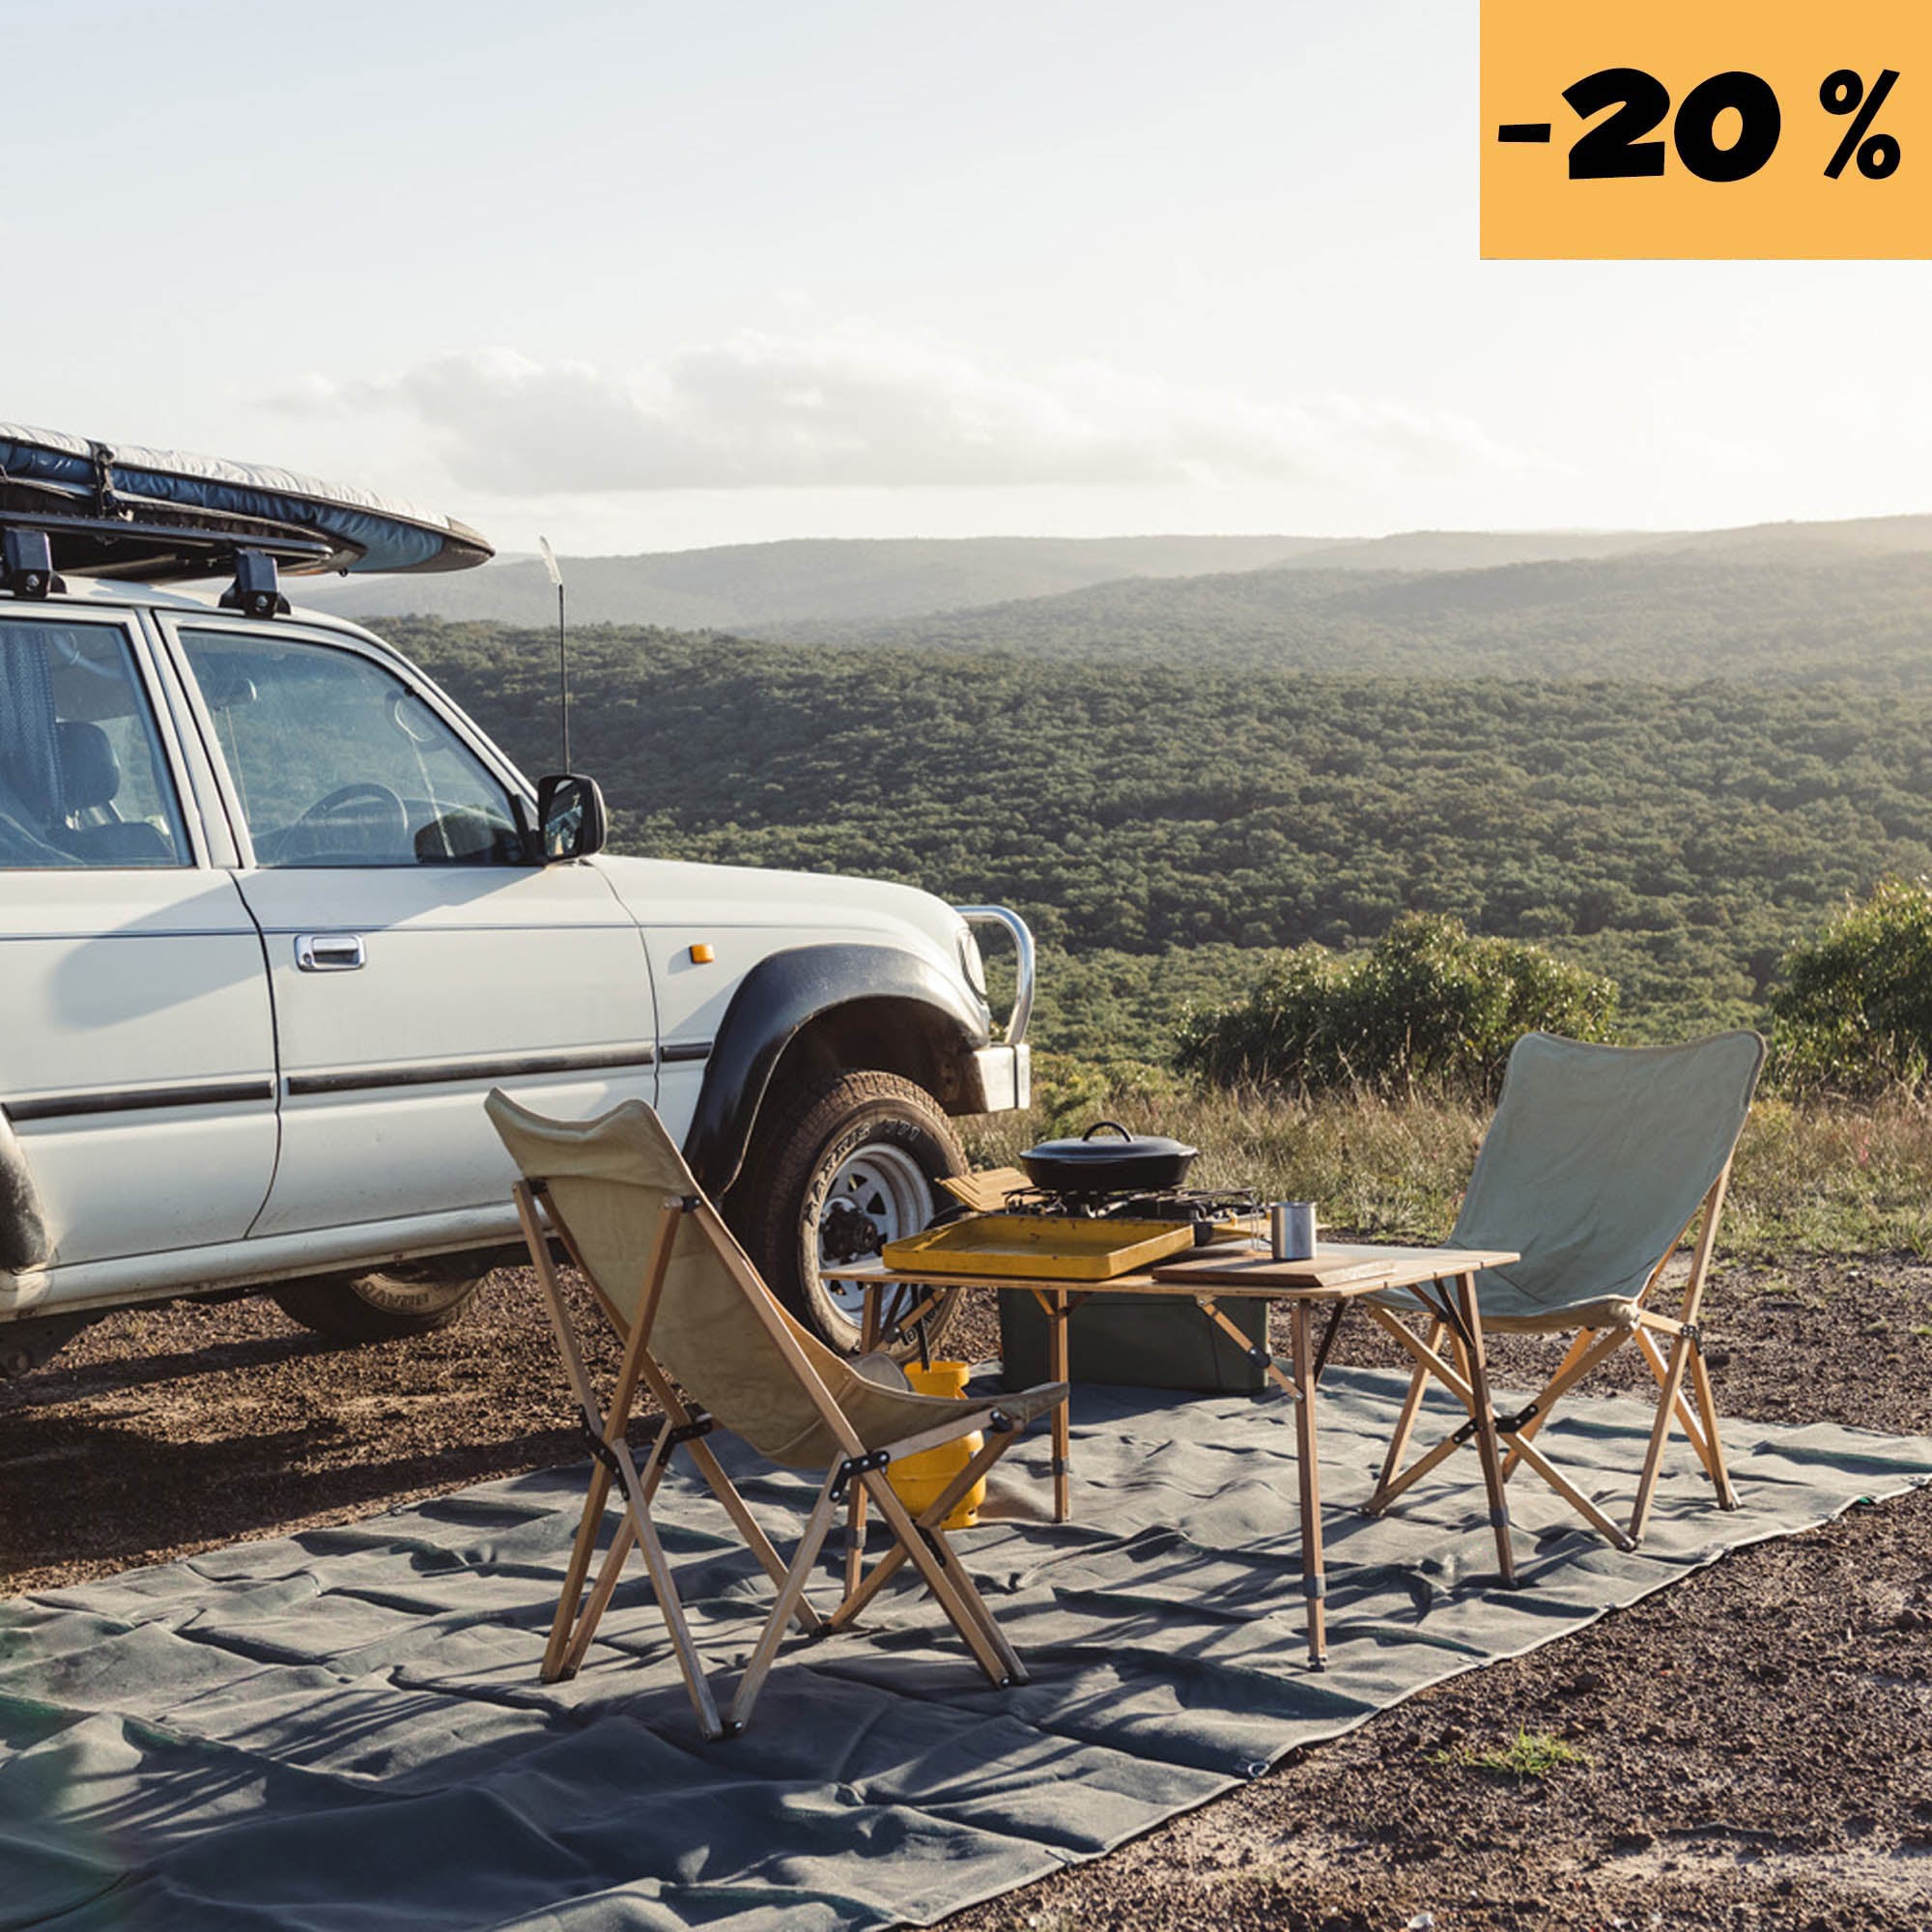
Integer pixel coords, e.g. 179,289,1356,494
2,1368,1927,1932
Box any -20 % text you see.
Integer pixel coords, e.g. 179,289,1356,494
1496,68,1901,183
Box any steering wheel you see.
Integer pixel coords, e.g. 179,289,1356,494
284,781,410,862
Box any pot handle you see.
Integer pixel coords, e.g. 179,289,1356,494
1082,1121,1133,1141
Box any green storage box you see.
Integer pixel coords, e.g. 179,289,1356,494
997,1288,1270,1395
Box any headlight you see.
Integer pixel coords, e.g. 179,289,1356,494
957,925,988,1001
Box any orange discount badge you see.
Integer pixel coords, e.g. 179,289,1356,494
1482,0,1932,257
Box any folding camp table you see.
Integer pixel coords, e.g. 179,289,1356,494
826,1241,1518,1669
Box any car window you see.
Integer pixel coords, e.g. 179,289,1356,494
0,619,188,868
179,629,527,867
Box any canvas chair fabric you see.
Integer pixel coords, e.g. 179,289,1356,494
486,1091,1055,1463
485,1088,1064,1739
1363,1029,1765,1552
1372,1031,1765,1332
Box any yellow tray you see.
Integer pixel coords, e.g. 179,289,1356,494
881,1213,1197,1281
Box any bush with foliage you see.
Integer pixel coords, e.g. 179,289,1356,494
1770,877,1932,1094
1175,914,1619,1099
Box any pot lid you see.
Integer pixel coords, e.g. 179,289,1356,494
1021,1121,1199,1164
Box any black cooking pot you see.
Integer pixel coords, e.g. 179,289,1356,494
1020,1121,1199,1195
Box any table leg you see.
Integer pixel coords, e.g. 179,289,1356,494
1291,1300,1327,1669
847,1286,881,1595
1453,1270,1518,1587
1049,1288,1070,1523
1311,1299,1350,1385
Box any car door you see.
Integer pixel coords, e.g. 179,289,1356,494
164,617,658,1239
0,610,277,1271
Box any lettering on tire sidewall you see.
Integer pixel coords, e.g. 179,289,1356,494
346,1271,470,1315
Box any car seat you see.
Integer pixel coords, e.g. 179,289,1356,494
53,722,171,863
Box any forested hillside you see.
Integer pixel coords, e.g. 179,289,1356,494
395,619,1932,1055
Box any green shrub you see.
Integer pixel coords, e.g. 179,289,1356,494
1175,913,1618,1099
1771,877,1932,1095
1022,1050,1185,1135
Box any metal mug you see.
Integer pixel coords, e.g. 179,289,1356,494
1269,1201,1317,1263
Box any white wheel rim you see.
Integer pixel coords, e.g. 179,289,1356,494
812,1141,934,1326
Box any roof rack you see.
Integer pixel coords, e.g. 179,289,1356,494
0,511,306,618
0,487,342,583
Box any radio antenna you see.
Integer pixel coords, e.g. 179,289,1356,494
539,537,569,769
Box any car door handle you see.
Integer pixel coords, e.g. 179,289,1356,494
296,933,367,972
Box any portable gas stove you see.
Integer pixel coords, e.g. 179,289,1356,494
999,1183,1265,1248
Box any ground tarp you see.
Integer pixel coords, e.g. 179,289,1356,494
4,1367,1929,1931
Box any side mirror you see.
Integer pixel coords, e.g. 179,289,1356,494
530,774,608,864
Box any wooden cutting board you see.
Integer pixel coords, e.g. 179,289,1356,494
1150,1243,1410,1289
938,1167,1031,1213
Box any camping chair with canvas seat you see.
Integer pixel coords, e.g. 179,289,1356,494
1361,1030,1765,1556
487,1089,1066,1741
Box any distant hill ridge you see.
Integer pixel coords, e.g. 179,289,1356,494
804,546,1932,684
300,514,1932,642
300,533,1330,629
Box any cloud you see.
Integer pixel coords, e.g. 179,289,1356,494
275,326,1520,495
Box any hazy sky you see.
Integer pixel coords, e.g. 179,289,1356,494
9,0,1930,555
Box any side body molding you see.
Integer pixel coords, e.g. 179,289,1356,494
683,943,990,1197
0,1109,49,1274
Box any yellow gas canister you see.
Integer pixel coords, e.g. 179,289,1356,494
885,1360,986,1528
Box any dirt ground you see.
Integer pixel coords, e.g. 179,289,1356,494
4,1258,1930,1932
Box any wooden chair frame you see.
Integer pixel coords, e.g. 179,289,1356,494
511,1179,1036,1741
1363,1161,1739,1552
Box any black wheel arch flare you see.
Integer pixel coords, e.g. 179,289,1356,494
683,943,990,1198
0,1106,49,1274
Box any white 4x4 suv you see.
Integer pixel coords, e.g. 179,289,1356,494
0,443,1031,1373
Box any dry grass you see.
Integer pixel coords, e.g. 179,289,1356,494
1725,1094,1932,1258
967,1076,1932,1263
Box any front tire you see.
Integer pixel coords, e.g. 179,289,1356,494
270,1256,490,1344
734,1069,965,1356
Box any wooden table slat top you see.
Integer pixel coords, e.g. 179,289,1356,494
827,1242,1517,1299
